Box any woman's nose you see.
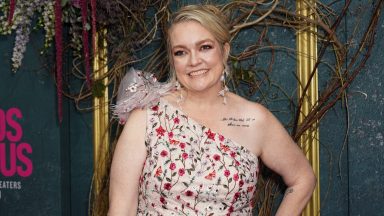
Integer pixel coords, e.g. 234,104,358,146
189,51,201,66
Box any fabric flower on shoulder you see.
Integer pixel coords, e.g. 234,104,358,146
112,68,175,124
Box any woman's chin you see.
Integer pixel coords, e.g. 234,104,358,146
184,82,221,93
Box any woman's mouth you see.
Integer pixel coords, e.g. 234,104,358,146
188,69,208,77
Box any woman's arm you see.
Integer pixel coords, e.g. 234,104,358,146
257,104,316,216
108,109,147,216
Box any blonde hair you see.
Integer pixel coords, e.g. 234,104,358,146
166,5,231,83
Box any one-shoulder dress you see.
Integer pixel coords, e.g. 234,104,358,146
137,98,259,215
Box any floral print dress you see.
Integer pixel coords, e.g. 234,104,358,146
137,98,259,215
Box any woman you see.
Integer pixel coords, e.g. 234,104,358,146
109,5,316,215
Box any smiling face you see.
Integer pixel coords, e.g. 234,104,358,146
169,21,229,94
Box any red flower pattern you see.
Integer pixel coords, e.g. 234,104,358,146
169,162,176,170
160,150,168,157
156,126,166,136
154,166,162,177
170,139,179,145
164,183,172,190
185,190,194,196
239,180,244,187
233,173,239,181
219,134,225,142
234,192,240,200
205,170,216,180
205,129,216,140
213,154,221,161
160,196,167,204
220,143,230,152
230,151,237,158
178,168,185,176
224,170,231,177
137,101,259,214
152,105,159,111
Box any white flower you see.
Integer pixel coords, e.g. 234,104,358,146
128,84,138,92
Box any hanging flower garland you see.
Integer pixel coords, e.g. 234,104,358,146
0,0,97,122
3,1,41,70
54,0,63,123
80,0,91,88
1,0,54,71
7,0,15,25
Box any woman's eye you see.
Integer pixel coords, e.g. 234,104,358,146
174,50,185,56
201,45,213,50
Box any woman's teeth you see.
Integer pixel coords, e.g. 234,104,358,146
189,70,207,76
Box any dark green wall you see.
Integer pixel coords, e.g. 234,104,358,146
319,1,384,215
345,1,384,214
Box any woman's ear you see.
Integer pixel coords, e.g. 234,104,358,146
223,42,230,62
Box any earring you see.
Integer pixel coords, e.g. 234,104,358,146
218,65,229,105
175,80,184,109
175,80,181,90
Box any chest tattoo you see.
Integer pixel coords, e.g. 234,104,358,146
221,117,255,127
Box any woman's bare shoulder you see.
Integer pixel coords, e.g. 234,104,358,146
127,108,147,123
120,108,147,138
227,92,271,121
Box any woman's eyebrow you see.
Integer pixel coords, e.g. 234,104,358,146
196,39,215,46
172,39,215,50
